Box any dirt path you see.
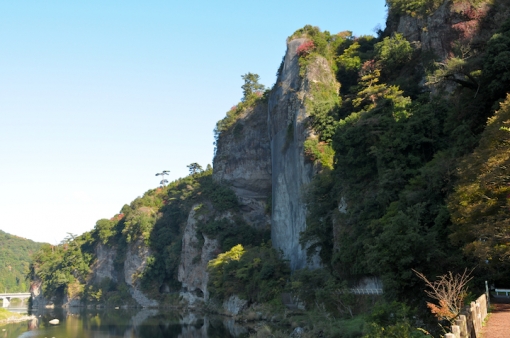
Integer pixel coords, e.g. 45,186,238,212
481,303,510,338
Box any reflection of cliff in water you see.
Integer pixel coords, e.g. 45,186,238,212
14,307,248,338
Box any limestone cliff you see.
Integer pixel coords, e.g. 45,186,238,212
90,240,158,307
268,38,338,270
213,102,272,230
124,239,158,307
178,205,220,304
92,243,117,284
389,0,509,61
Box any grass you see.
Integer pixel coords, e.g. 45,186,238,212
0,308,23,325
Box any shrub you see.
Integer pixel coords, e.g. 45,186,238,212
375,33,413,75
303,138,334,169
208,244,290,303
297,40,315,57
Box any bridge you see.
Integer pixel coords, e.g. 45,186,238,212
0,293,31,308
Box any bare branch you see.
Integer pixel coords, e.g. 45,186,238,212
413,268,474,321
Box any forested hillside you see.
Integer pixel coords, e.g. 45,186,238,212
0,230,43,292
27,0,510,336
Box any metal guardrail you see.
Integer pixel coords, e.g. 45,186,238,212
349,288,383,295
0,293,31,298
494,288,510,296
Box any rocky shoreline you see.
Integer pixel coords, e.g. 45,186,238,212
0,314,36,326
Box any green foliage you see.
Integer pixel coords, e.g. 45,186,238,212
483,18,510,102
302,77,481,299
30,233,94,298
364,301,428,337
303,138,335,169
29,165,245,301
449,94,510,283
291,25,347,78
139,168,239,291
290,25,344,61
0,307,24,322
208,243,290,303
306,80,341,142
94,219,116,244
290,269,357,318
187,162,203,175
241,73,265,101
336,35,376,94
122,208,157,244
375,33,413,75
198,217,269,252
363,321,428,337
0,230,43,293
214,72,267,144
386,0,444,16
301,171,336,265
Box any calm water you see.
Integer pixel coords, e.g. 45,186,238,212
1,307,250,338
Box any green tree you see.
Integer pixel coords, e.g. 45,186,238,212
241,73,265,101
94,219,116,244
483,19,510,101
375,33,413,75
449,94,510,282
187,162,203,175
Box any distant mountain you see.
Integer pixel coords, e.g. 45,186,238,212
0,229,44,292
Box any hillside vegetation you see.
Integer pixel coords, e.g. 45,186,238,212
26,0,510,336
0,230,43,293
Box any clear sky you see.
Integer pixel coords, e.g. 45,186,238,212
0,0,387,244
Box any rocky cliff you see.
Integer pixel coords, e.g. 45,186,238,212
268,38,337,270
178,205,220,304
389,0,509,61
213,102,272,230
89,241,158,307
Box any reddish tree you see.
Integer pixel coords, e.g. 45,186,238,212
297,40,315,57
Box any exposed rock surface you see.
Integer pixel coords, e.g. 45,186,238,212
391,1,454,60
62,295,81,308
213,102,272,230
124,239,158,307
178,205,220,303
390,0,505,61
268,38,336,270
92,243,117,284
29,279,46,308
222,295,248,316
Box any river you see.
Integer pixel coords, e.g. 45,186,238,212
1,306,252,338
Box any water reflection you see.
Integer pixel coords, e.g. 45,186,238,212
1,307,249,338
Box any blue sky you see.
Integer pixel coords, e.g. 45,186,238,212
0,0,387,244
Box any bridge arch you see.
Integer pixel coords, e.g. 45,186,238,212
0,293,31,308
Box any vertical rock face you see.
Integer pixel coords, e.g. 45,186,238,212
86,241,157,307
213,102,272,230
92,243,117,284
390,1,498,61
124,239,158,307
178,205,220,303
268,38,337,270
391,1,454,60
29,279,46,308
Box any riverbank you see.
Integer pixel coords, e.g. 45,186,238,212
0,308,35,326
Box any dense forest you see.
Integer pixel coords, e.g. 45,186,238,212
25,0,510,336
0,230,43,293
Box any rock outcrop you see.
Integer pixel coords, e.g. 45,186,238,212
268,38,337,270
221,295,248,316
29,279,46,308
92,243,117,284
213,102,272,230
124,239,158,307
389,0,504,61
178,205,221,303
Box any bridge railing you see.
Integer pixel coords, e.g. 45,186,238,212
349,288,383,295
